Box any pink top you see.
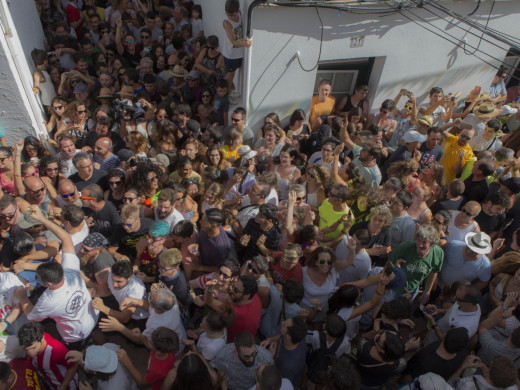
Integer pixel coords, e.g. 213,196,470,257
0,169,16,195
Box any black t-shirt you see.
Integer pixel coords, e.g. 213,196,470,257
430,196,466,215
350,221,391,267
83,250,115,280
109,217,154,260
0,237,18,268
475,210,505,234
83,202,121,238
160,270,193,307
355,338,406,386
403,341,465,380
238,219,282,263
69,169,108,192
463,175,489,204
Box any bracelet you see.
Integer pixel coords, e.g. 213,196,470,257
3,320,10,328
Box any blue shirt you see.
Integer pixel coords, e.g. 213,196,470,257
439,240,491,287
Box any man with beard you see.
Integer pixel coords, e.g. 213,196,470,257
93,137,120,172
205,275,262,342
82,116,124,153
440,125,475,183
109,204,154,262
143,188,184,231
81,184,120,237
211,331,272,390
92,260,149,328
389,224,444,304
351,141,382,187
79,232,116,307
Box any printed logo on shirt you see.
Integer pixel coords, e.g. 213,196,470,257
0,292,12,319
66,291,85,315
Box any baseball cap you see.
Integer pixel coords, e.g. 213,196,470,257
403,130,427,144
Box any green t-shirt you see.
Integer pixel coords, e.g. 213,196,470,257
319,198,353,240
389,241,444,295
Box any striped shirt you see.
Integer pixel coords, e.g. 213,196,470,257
32,333,78,390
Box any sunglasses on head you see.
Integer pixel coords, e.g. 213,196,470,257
23,169,39,179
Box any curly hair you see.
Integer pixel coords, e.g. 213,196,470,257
23,136,47,160
386,159,419,189
127,161,166,194
306,164,331,194
38,155,61,178
306,246,336,269
366,204,393,227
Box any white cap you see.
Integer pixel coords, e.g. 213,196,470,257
403,130,427,144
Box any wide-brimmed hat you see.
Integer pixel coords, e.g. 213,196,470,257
238,145,257,160
84,345,118,374
403,130,427,144
171,65,188,78
97,88,113,100
473,103,500,119
417,116,433,127
465,232,492,255
186,70,201,80
18,210,48,230
117,85,134,98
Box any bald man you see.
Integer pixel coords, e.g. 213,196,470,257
94,137,120,171
23,176,50,212
56,179,82,208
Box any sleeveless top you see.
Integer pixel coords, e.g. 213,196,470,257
341,94,366,113
274,165,297,201
306,190,319,209
200,49,221,86
221,13,244,60
447,211,478,242
412,207,429,224
38,70,56,106
0,170,15,195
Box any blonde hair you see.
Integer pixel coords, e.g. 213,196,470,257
367,204,392,227
283,243,303,259
492,251,520,275
120,204,140,220
159,248,182,267
127,131,149,155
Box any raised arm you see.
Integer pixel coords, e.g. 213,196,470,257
27,205,75,254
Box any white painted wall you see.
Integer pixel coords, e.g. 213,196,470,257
0,0,48,146
221,0,520,133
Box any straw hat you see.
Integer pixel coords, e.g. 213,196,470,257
97,88,113,100
171,65,188,78
473,103,500,119
116,85,134,98
417,116,433,127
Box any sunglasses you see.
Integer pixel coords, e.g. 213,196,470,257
123,197,136,202
0,210,17,220
81,245,97,252
460,134,471,140
231,117,241,123
23,169,39,179
77,109,87,114
109,180,122,186
404,105,413,110
147,175,158,182
141,35,150,39
53,105,64,110
184,179,199,185
247,263,260,274
29,187,45,195
318,259,333,265
159,264,178,272
296,197,303,201
81,196,96,200
25,147,37,152
461,209,475,217
218,269,232,279
101,30,110,34
124,39,134,44
46,167,59,172
201,94,211,98
121,221,134,228
61,192,75,198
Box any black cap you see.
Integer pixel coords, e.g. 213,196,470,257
504,177,520,194
117,148,133,162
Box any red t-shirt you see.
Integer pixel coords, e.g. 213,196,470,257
228,294,262,342
145,350,175,390
32,333,77,390
9,358,42,390
269,254,303,284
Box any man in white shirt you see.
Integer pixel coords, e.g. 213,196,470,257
14,205,99,350
92,261,149,327
143,188,184,231
419,87,454,127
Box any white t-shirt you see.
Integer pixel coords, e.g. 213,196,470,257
463,114,487,136
28,253,99,343
335,237,371,284
142,300,186,343
197,330,227,361
107,271,149,320
338,306,361,341
0,272,27,335
71,221,90,255
301,266,338,312
438,303,481,338
419,103,446,127
154,206,185,232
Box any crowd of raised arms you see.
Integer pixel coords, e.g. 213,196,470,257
1,0,520,389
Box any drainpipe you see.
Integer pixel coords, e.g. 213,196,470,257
243,0,267,118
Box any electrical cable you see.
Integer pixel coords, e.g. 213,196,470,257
467,0,481,17
296,7,323,72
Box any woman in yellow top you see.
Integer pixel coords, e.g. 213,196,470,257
318,183,355,243
309,79,335,132
221,127,243,162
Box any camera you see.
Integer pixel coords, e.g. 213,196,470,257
113,99,145,122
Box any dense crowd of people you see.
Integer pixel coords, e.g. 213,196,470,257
0,0,520,389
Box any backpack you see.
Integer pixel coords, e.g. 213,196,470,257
306,331,343,384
